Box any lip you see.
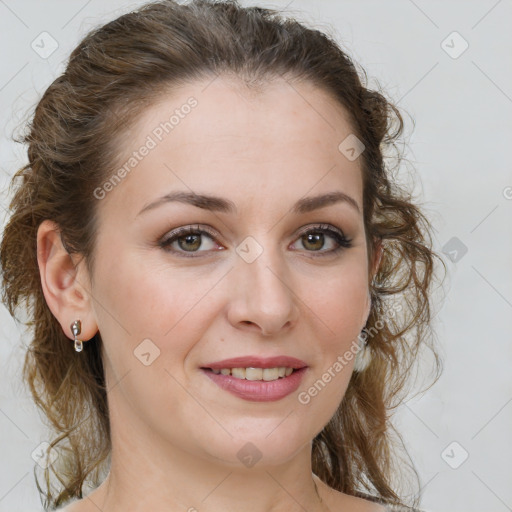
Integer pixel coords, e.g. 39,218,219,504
202,367,308,402
201,355,308,370
200,355,309,402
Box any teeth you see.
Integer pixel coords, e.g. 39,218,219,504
263,368,279,381
245,367,263,380
231,367,246,379
210,366,295,381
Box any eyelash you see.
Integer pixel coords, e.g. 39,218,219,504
158,223,353,258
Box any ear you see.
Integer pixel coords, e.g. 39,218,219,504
369,238,383,283
36,220,98,344
362,238,383,328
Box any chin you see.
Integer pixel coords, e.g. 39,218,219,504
197,424,313,469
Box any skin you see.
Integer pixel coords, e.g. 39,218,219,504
37,75,384,512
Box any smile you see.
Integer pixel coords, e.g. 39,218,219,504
201,367,307,402
208,366,295,381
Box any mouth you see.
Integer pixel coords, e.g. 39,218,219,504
200,356,308,402
202,366,297,381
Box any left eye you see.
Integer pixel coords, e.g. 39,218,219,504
158,224,352,258
290,224,352,254
159,225,219,256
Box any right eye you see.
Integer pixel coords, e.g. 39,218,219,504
158,224,224,258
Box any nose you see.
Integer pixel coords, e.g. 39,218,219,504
226,242,300,337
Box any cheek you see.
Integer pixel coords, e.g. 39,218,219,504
93,251,224,360
295,276,366,421
304,272,368,347
93,254,212,412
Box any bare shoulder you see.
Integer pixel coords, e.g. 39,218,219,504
380,505,425,512
332,492,388,511
54,504,74,512
326,492,387,511
53,487,107,512
314,475,386,512
312,475,424,512
55,500,84,512
322,486,423,512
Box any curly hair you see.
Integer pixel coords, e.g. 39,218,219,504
0,0,446,509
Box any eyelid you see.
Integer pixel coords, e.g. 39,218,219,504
294,223,345,239
158,224,221,254
290,223,352,255
158,222,352,257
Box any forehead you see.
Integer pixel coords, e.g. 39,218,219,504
99,75,364,219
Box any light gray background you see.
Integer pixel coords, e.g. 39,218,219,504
1,1,511,511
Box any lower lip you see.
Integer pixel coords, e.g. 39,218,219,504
202,368,307,402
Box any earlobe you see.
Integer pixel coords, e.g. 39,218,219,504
372,239,383,277
36,220,98,343
361,289,372,330
368,239,383,288
362,240,381,328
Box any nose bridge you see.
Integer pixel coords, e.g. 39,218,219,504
230,234,298,334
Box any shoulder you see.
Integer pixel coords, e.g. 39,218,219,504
382,505,425,512
314,476,423,512
355,492,426,512
54,500,81,512
325,492,388,511
314,476,386,512
54,505,73,512
346,495,425,512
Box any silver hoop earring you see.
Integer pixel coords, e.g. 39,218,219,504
70,320,84,352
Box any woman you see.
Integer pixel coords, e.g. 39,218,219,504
0,1,444,511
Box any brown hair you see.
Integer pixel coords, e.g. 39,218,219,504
0,0,445,509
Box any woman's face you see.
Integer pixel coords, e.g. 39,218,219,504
87,76,375,468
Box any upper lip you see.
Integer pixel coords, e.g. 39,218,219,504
202,356,308,370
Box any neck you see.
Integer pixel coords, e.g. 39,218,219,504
86,392,330,512
93,444,328,512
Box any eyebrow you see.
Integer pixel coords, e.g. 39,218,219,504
136,190,361,217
